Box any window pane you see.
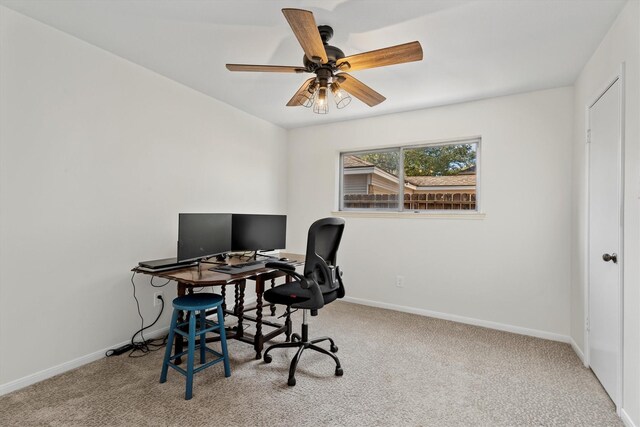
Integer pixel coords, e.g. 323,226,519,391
342,150,400,210
402,143,477,211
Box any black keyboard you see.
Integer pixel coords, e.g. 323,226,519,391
233,260,264,268
210,260,266,274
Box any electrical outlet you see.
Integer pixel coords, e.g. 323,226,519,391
396,275,405,288
154,291,164,307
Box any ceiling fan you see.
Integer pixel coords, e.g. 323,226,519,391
226,8,423,114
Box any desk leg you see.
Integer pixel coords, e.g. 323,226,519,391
234,286,239,315
254,277,264,360
269,278,277,316
236,281,245,339
221,285,227,313
285,274,293,341
175,282,187,365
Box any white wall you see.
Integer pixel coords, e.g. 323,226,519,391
0,7,287,388
287,87,574,339
570,1,640,424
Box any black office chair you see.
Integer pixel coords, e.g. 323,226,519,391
263,217,346,386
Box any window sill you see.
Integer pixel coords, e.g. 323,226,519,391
331,211,486,220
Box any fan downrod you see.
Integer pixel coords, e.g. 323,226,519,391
318,25,334,44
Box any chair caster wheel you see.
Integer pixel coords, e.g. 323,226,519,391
288,377,296,386
292,333,301,342
335,367,343,376
330,345,338,353
263,354,272,364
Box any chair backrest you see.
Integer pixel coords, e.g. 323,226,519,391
303,217,345,295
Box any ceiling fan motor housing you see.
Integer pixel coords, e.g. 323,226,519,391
324,45,345,63
303,25,345,72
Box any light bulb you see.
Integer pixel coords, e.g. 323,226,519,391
299,81,317,108
331,82,352,109
318,88,327,106
313,86,329,114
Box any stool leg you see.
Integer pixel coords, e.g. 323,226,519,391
160,308,179,384
217,305,231,378
199,309,206,364
185,311,196,400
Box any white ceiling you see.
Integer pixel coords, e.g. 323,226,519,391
0,0,626,129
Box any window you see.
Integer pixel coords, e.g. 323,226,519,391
340,138,479,212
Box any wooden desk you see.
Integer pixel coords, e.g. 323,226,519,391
133,253,304,361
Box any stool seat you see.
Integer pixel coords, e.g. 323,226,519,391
173,293,223,311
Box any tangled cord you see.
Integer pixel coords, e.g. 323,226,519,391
105,272,169,358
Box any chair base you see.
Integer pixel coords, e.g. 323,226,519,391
263,311,342,386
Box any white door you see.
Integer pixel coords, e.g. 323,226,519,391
588,78,622,405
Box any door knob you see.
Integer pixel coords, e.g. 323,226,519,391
602,253,618,263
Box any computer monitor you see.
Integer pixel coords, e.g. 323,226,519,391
177,213,232,262
231,214,287,252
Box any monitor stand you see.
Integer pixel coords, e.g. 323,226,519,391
197,254,228,271
256,251,278,260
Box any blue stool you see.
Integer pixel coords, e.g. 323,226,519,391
160,293,231,400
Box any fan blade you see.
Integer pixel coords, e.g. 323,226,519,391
226,64,306,73
286,78,316,106
282,9,328,64
336,73,386,107
336,41,423,71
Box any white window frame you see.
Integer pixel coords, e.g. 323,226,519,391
339,137,482,214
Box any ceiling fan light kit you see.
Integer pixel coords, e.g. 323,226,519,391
331,81,351,109
313,85,329,114
297,66,351,114
226,8,423,115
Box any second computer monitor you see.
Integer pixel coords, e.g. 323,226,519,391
232,214,286,252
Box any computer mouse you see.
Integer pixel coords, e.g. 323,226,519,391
279,257,290,261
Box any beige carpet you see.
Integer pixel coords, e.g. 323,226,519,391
0,301,621,426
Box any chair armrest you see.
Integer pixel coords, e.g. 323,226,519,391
336,266,345,298
265,261,320,292
265,261,309,287
315,256,335,289
265,261,296,273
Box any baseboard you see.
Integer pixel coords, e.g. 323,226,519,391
570,337,587,366
622,408,638,427
0,326,169,397
342,296,571,343
0,293,260,397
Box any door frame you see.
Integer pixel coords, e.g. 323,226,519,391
584,62,625,412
